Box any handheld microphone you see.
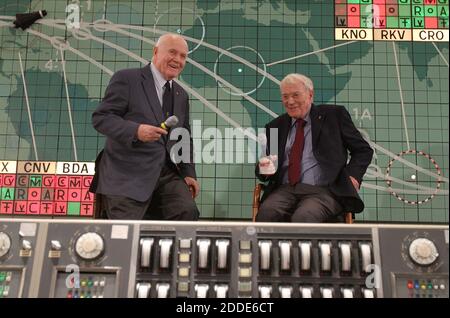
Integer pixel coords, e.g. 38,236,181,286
160,115,179,130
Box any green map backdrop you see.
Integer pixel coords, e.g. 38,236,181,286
0,0,448,222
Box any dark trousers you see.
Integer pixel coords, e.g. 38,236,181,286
102,165,199,220
256,183,343,223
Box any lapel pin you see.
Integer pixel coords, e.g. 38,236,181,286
318,115,322,120
176,91,179,96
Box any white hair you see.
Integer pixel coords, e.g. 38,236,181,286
155,33,187,48
280,73,314,92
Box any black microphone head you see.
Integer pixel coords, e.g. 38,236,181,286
13,10,47,30
164,115,179,128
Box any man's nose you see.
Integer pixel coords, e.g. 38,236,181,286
173,54,183,64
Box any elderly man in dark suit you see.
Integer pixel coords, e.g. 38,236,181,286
91,33,199,220
256,73,373,223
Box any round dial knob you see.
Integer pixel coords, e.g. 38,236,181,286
408,238,439,266
0,232,12,258
74,232,105,260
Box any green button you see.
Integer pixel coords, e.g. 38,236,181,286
88,280,93,287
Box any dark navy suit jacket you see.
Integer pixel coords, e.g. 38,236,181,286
256,104,373,213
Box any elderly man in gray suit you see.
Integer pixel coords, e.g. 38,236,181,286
91,33,200,220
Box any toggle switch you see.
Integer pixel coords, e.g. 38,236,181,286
195,284,209,298
214,284,229,298
279,285,293,298
359,242,372,273
319,242,332,272
321,287,334,298
216,239,230,270
197,239,211,270
156,283,170,298
140,238,154,268
341,287,354,298
339,242,352,272
299,241,312,271
51,240,61,250
159,239,173,269
278,241,292,271
258,241,272,271
136,282,151,298
258,285,272,298
299,286,313,298
22,239,32,251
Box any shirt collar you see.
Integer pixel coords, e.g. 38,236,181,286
290,111,310,128
150,63,172,90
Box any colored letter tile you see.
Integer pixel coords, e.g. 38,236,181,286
42,175,56,187
29,175,42,187
68,189,82,202
82,176,93,188
67,202,81,216
80,203,94,216
16,175,28,187
349,15,361,26
1,188,14,200
1,175,16,187
41,188,54,201
57,176,68,188
55,189,68,201
425,16,438,27
40,202,54,215
54,202,67,215
69,176,82,188
28,188,41,201
348,4,360,16
335,4,347,15
81,189,94,202
27,201,40,214
13,201,27,214
0,201,14,214
15,188,27,200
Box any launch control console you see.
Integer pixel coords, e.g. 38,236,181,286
0,219,447,298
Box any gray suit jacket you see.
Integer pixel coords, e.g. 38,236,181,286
91,65,196,202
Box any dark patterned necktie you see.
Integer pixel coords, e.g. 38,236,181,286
288,118,306,186
162,81,173,119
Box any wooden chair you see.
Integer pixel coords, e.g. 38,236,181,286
252,183,353,224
